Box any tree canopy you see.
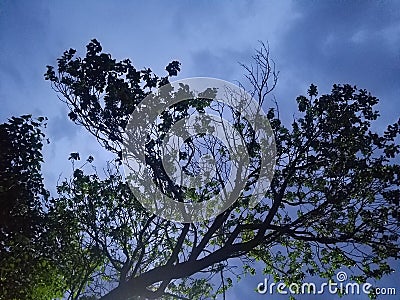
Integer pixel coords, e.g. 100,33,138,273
6,39,397,300
0,115,66,300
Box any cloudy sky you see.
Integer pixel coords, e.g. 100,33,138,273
1,1,399,299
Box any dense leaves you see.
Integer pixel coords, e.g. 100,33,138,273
0,116,65,300
45,38,180,156
44,40,400,300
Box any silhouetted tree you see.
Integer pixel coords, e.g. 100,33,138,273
0,115,66,300
45,40,400,299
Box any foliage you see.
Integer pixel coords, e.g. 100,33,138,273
0,115,66,300
45,40,400,299
45,38,180,157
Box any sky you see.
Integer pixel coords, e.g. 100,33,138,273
0,0,399,299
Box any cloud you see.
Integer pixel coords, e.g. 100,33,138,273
277,1,400,93
48,108,79,142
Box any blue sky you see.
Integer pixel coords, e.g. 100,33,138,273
0,1,399,299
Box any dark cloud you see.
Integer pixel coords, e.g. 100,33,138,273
189,47,253,81
277,1,400,99
256,0,400,140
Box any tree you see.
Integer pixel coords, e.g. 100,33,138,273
45,39,400,299
0,115,66,300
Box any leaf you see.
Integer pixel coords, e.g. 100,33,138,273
68,152,80,160
165,60,181,76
